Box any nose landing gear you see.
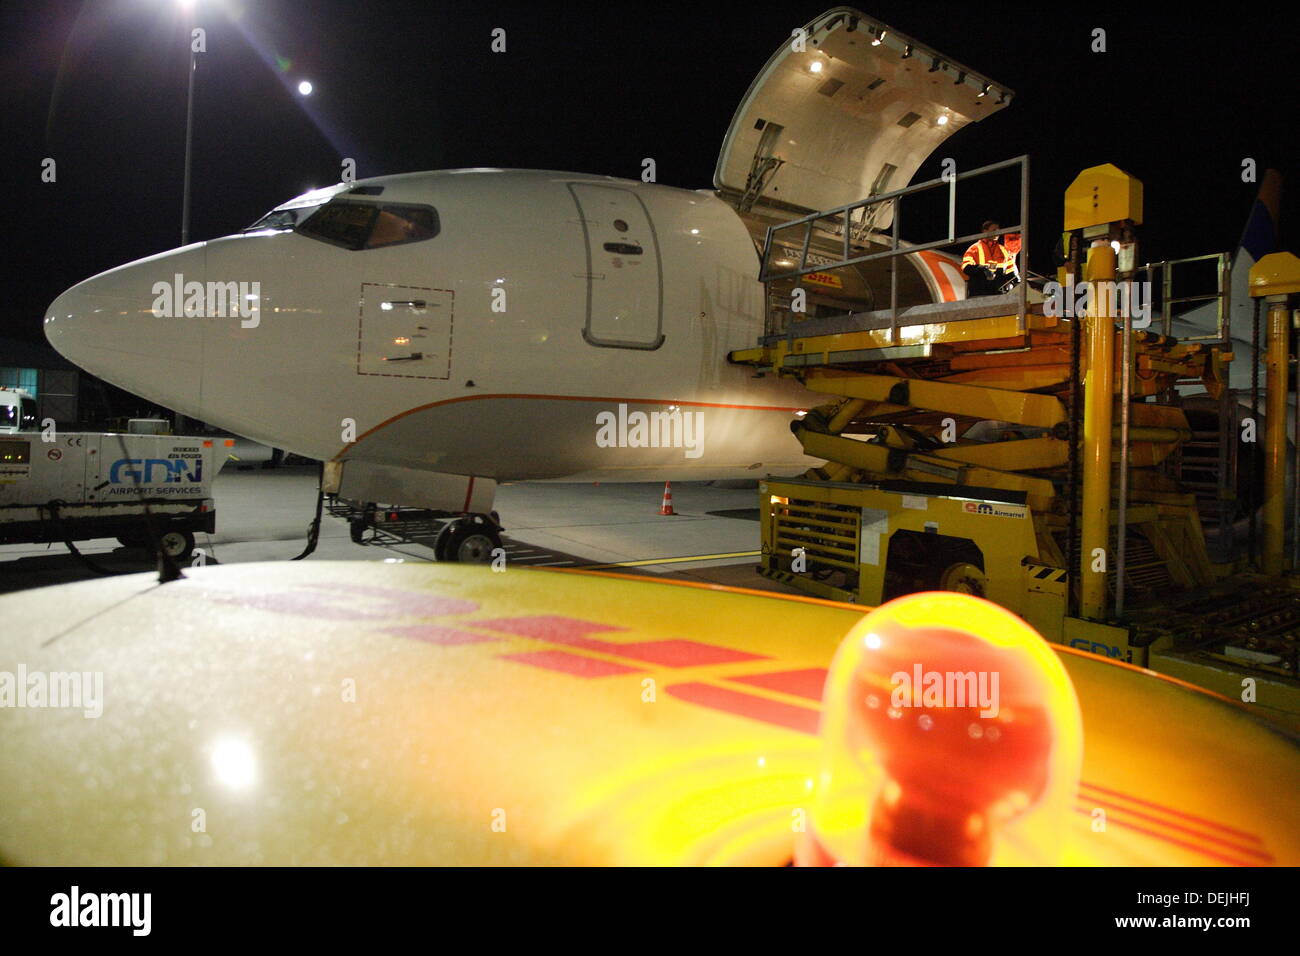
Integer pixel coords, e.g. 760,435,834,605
333,497,503,564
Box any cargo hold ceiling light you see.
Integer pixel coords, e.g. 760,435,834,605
796,592,1083,867
809,58,824,74
936,114,949,126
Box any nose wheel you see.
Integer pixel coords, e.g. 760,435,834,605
434,514,503,563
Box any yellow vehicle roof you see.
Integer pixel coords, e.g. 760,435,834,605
0,562,1294,865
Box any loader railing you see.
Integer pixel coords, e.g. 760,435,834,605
1142,251,1232,343
759,154,1031,333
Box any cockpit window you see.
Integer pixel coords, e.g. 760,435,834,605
367,206,438,247
295,200,439,251
243,204,324,232
243,183,351,233
295,201,376,249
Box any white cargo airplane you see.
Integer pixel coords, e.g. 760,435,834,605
44,9,1008,556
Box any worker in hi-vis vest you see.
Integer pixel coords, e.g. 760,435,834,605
962,220,1021,297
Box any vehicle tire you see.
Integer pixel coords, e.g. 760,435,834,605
452,527,501,563
438,516,502,564
158,529,195,560
433,522,453,561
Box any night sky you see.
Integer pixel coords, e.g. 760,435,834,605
3,0,1297,345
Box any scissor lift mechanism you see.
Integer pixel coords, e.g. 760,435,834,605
730,159,1300,723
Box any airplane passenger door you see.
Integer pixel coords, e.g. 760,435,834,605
357,283,454,379
568,183,665,350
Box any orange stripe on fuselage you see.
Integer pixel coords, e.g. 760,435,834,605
333,392,809,461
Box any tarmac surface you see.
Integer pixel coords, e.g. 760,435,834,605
0,439,801,597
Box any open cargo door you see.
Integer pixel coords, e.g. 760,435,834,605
715,7,1013,222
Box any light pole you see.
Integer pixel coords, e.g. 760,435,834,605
177,1,197,437
180,27,196,247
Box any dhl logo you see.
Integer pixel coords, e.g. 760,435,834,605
170,579,1273,865
802,271,843,289
172,580,827,733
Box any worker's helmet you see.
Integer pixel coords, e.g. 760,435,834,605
981,220,1000,233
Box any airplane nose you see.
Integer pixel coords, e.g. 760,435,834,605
45,245,206,415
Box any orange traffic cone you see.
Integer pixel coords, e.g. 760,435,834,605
658,481,676,516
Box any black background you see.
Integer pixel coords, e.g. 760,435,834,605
2,0,1297,345
1,865,1286,939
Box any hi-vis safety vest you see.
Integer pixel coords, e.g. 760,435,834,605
962,237,1018,276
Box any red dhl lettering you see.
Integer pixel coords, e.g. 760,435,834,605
803,271,843,288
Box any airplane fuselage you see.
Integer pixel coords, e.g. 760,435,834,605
47,169,823,485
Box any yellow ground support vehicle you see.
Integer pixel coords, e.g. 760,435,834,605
731,162,1300,726
0,562,1295,865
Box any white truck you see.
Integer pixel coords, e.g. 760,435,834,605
0,388,38,434
0,432,225,559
